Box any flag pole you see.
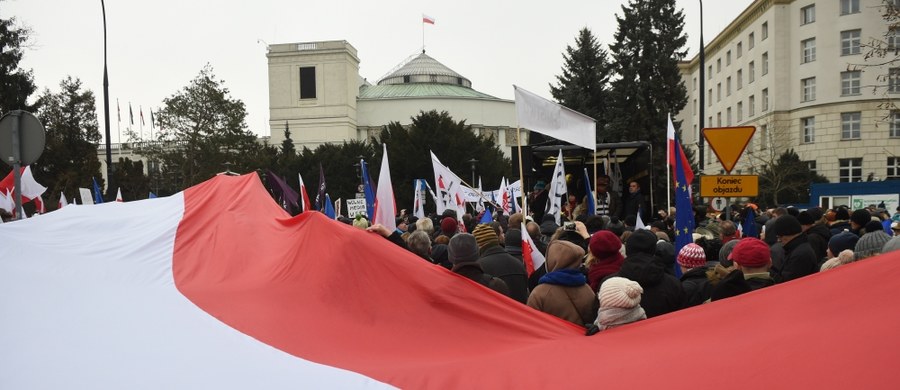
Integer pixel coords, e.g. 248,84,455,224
516,126,527,216
666,114,672,215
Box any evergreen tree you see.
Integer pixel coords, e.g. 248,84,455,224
111,157,151,201
757,148,828,206
550,27,612,143
138,64,266,191
0,12,37,116
607,0,690,208
33,76,103,208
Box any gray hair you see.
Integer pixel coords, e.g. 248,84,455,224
407,230,432,258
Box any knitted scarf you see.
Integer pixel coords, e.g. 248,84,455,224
538,269,587,286
595,306,647,331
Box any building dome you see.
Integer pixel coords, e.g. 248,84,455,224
377,52,472,88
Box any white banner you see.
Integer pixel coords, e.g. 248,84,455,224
514,85,596,151
346,198,367,218
78,188,94,205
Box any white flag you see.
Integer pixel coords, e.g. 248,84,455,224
545,149,567,225
498,177,510,215
58,192,69,209
413,179,426,219
0,189,13,214
475,177,485,213
115,188,124,202
430,151,467,218
514,85,596,151
78,188,94,205
374,144,396,231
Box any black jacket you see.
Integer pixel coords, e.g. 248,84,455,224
616,252,683,318
479,245,529,303
805,223,831,263
771,234,818,283
680,267,712,308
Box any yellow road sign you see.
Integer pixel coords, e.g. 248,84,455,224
700,175,759,197
703,126,755,173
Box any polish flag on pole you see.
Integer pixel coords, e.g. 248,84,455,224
116,188,124,202
422,14,435,24
0,166,48,203
298,173,312,213
373,144,396,231
521,222,546,276
667,114,694,187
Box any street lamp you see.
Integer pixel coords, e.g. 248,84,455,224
100,0,113,198
468,158,478,184
698,0,706,175
355,155,365,195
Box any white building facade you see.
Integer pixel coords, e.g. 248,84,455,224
677,0,900,183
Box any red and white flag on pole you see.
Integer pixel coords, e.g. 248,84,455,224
521,222,546,276
116,188,124,202
373,144,396,231
298,173,312,213
422,14,435,24
667,114,694,187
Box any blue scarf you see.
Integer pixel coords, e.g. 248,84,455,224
539,269,586,286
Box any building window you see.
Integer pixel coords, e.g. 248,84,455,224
801,38,816,63
749,61,756,83
841,0,860,15
299,66,316,99
708,65,713,79
717,112,722,127
717,83,721,102
889,157,900,179
737,101,744,121
762,52,769,75
841,30,861,55
693,99,697,115
717,58,722,73
762,22,768,40
841,71,861,95
762,88,769,111
806,160,818,175
708,89,713,106
749,32,755,49
727,77,732,96
841,112,862,139
889,29,900,50
737,69,743,90
802,116,815,143
891,111,900,137
801,5,815,25
749,95,756,116
760,124,768,149
839,158,863,182
737,42,743,58
693,77,697,90
890,68,900,93
727,107,733,126
802,77,816,102
727,50,732,65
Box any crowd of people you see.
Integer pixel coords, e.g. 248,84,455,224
345,188,900,335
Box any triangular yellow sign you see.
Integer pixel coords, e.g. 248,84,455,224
703,126,756,173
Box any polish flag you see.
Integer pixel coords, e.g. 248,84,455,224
298,173,312,213
0,166,48,202
2,174,899,388
422,14,435,24
667,114,694,186
116,188,124,202
521,222,545,275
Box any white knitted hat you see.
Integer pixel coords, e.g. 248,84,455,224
598,277,643,309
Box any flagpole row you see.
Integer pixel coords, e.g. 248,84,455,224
515,127,527,216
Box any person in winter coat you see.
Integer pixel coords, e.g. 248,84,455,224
677,243,712,308
527,240,597,326
769,215,818,283
586,277,646,335
615,229,683,318
448,234,509,296
798,209,831,264
586,231,625,292
472,224,529,303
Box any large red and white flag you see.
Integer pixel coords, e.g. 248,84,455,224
2,174,900,388
521,222,546,275
373,144,396,231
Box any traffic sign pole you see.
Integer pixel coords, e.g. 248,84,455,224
11,112,23,220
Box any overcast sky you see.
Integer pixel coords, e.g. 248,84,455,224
7,0,754,142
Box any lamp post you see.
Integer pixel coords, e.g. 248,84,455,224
468,158,478,184
698,0,706,175
355,155,365,196
100,0,113,199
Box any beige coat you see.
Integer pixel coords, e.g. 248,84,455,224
527,240,597,326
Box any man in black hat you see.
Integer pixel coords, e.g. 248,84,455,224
769,215,818,283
